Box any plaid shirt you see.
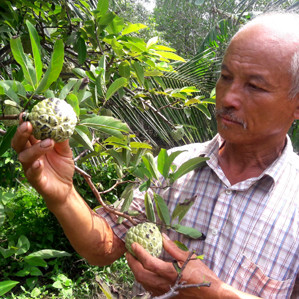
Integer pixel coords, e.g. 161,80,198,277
97,134,299,298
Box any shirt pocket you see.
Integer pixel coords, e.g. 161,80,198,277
233,255,294,299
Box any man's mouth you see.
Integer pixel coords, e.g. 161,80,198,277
216,109,247,129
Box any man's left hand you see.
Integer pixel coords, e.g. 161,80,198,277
126,233,222,297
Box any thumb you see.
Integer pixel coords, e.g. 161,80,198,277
162,233,189,261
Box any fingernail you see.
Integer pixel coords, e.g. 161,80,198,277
40,139,52,148
131,243,136,250
20,122,28,132
162,233,170,240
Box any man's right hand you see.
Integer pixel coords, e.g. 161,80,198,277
11,119,75,205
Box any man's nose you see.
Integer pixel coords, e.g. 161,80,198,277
217,81,242,110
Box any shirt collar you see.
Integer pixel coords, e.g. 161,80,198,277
202,134,294,186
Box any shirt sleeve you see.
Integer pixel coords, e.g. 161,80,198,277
95,188,147,241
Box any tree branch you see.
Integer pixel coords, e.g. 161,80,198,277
74,165,138,226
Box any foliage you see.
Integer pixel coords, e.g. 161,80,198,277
154,0,299,58
0,185,134,298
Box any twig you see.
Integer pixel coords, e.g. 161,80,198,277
99,179,137,194
73,149,89,162
123,87,175,129
152,282,211,299
74,165,137,225
0,114,19,120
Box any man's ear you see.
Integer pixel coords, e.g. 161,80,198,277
293,95,299,120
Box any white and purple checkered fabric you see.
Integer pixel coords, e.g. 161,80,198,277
97,134,299,298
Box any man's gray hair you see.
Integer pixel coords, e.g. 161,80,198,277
290,49,299,98
234,12,299,99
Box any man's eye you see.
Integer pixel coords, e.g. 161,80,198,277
248,83,265,91
220,74,230,80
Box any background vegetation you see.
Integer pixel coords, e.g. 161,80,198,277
0,0,298,298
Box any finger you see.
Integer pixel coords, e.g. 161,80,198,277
25,159,47,188
131,243,177,280
11,122,33,153
162,233,190,262
18,138,54,169
126,252,172,296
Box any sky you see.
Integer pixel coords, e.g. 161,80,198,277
137,0,156,12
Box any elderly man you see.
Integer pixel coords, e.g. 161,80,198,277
12,12,299,298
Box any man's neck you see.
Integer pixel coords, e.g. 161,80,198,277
217,137,286,185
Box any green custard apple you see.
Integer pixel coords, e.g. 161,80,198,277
25,98,77,143
2,104,21,126
125,222,163,258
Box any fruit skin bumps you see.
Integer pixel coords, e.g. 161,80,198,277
25,98,77,143
125,222,163,258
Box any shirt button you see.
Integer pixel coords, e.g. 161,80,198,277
225,189,232,195
212,228,218,236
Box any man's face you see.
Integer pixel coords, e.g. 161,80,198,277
215,26,298,145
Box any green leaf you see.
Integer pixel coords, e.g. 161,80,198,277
142,152,160,180
129,142,152,150
16,235,30,255
157,148,168,178
171,196,196,223
72,126,94,151
174,240,189,251
122,23,147,35
29,266,43,276
155,51,186,62
10,37,36,87
0,126,17,157
80,116,129,138
153,193,170,226
172,260,182,274
66,93,80,116
146,36,158,49
76,37,87,65
97,0,109,15
108,149,125,167
24,256,47,267
0,280,19,296
119,61,130,78
144,192,156,223
59,79,77,99
173,224,203,239
0,83,18,104
132,61,144,86
195,103,212,119
117,183,135,224
0,247,16,258
98,12,116,26
107,14,124,35
26,20,42,83
15,268,30,277
26,249,71,259
34,39,64,94
105,77,127,101
157,149,185,179
170,157,208,183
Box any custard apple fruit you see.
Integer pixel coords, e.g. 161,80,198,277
2,104,21,126
125,222,163,258
25,98,77,142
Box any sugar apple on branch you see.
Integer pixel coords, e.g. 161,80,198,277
24,98,77,143
125,222,163,258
